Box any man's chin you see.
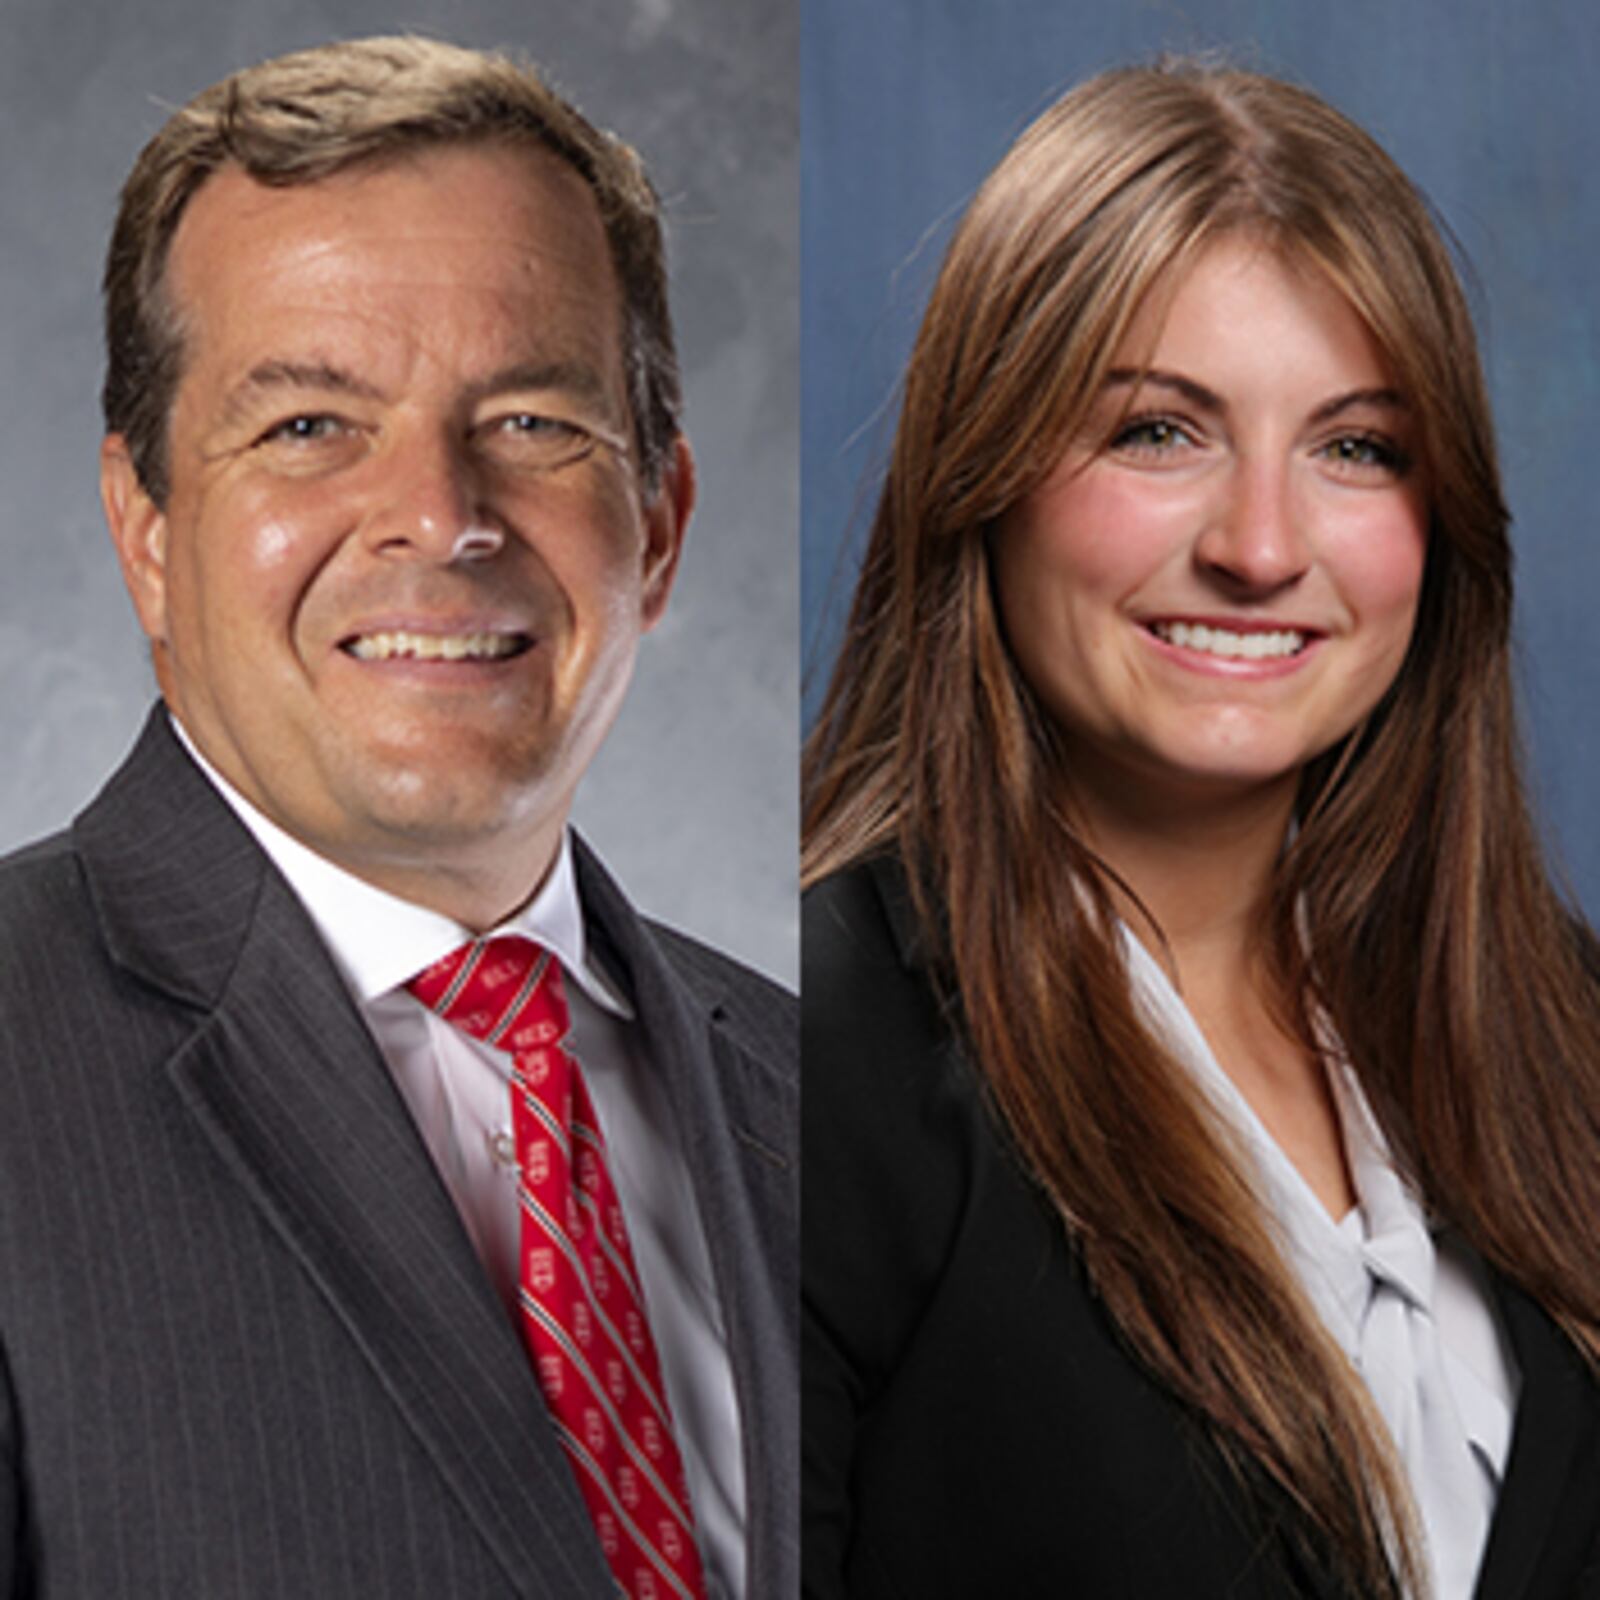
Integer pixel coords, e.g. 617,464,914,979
335,764,561,850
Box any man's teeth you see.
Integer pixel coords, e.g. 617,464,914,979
346,630,525,662
1153,621,1307,660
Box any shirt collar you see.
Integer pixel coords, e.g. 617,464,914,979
1117,922,1407,1339
1119,923,1516,1482
170,714,631,1018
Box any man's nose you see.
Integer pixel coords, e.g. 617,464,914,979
1193,457,1310,595
363,428,505,564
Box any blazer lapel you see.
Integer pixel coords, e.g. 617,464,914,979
577,841,798,1596
1474,1282,1600,1599
76,712,616,1599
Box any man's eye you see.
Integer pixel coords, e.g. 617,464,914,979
501,413,572,434
260,414,347,445
482,412,600,470
496,413,586,444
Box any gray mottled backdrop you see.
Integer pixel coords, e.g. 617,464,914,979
0,0,796,983
803,0,1600,921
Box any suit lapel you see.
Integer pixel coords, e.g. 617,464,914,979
577,841,798,1596
76,712,616,1599
861,851,1600,1599
1474,1283,1600,1600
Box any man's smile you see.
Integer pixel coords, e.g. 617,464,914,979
340,628,534,662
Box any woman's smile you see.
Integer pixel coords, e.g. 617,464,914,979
994,235,1428,810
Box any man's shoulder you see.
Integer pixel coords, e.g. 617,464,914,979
642,913,796,1014
571,832,794,1070
0,824,124,1045
0,824,89,938
641,914,796,1072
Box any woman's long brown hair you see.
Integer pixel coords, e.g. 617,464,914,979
804,60,1600,1598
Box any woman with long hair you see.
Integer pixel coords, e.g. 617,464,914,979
803,60,1600,1599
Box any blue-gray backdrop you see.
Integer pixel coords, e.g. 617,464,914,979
0,0,796,983
802,0,1600,917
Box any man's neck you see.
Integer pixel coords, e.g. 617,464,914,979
168,712,563,932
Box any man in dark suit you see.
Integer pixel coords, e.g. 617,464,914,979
0,36,794,1599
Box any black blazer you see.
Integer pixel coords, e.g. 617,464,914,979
0,709,798,1598
802,858,1600,1598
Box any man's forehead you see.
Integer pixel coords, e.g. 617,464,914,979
168,143,614,306
164,144,625,394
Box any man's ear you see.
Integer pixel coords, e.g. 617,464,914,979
100,435,170,646
639,434,695,631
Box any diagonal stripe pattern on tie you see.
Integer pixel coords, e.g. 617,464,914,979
408,935,708,1600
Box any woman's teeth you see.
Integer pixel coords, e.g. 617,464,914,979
1151,621,1307,660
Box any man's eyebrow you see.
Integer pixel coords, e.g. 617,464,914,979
221,359,386,424
217,356,620,428
463,359,614,412
1102,368,1409,426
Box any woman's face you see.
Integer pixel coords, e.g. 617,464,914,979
993,235,1428,816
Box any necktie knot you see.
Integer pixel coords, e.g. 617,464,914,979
408,935,570,1058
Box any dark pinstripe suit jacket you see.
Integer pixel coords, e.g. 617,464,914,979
0,709,797,1598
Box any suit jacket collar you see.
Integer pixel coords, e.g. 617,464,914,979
854,853,1600,1596
1474,1281,1600,1599
74,707,796,1596
74,707,271,1011
577,839,798,1596
72,709,620,1596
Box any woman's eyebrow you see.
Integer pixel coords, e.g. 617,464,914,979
1102,367,1224,414
1307,387,1408,425
1102,370,1409,427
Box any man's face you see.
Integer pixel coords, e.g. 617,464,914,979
102,144,690,918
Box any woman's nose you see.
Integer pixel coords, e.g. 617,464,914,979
1193,458,1310,595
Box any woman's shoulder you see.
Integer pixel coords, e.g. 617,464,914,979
803,853,922,975
802,855,956,1101
802,852,999,1292
803,854,999,1398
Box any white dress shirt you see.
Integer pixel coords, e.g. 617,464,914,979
176,725,746,1598
1121,926,1517,1600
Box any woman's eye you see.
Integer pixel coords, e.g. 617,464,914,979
1320,432,1411,476
1109,416,1195,455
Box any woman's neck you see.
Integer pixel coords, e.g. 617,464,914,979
1069,767,1297,981
1068,765,1356,1217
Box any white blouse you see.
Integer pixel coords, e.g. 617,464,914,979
1119,927,1518,1600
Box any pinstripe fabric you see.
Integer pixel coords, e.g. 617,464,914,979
0,709,798,1597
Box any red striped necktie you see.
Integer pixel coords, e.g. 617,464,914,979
408,935,709,1600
